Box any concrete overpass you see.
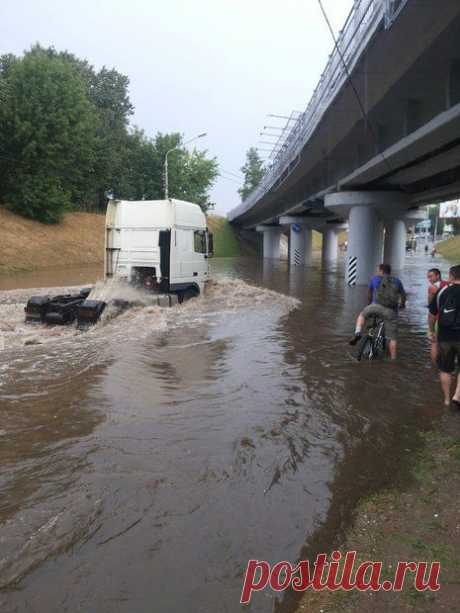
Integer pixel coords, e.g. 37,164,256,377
229,0,460,283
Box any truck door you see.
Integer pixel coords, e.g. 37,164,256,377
169,228,208,291
191,230,208,278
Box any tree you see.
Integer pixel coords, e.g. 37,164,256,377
238,147,265,200
84,65,134,209
151,133,218,211
40,47,134,210
114,131,218,212
176,147,219,211
113,128,159,201
0,49,98,222
0,45,219,220
0,54,17,189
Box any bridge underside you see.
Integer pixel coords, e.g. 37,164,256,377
232,1,460,230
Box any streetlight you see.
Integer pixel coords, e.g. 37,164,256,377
164,132,207,199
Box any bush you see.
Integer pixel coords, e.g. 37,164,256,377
7,174,70,223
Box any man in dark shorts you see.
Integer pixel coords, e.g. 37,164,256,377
349,263,406,359
429,264,460,407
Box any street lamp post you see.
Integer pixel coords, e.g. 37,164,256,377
164,132,207,200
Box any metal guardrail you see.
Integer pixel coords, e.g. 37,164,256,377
229,0,410,221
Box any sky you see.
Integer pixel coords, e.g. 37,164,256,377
1,0,353,215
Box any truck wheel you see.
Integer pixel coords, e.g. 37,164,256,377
178,288,199,304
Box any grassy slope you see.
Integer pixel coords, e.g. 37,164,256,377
207,214,257,257
436,235,460,262
207,215,241,257
0,207,105,274
0,209,254,274
0,205,343,273
296,426,460,612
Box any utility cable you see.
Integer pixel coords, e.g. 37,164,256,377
317,0,393,176
219,173,242,186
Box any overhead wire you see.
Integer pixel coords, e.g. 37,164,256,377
317,0,393,176
221,169,243,180
219,173,242,186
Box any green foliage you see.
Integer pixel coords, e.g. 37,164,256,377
113,131,218,212
155,133,218,210
238,147,265,201
208,216,241,257
0,48,98,221
0,45,218,222
7,175,70,223
26,45,134,211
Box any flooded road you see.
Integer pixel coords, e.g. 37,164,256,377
0,264,103,292
0,254,444,612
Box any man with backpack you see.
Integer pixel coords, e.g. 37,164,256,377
349,263,407,359
429,264,460,407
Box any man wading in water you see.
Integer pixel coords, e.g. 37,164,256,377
429,264,460,408
427,267,448,366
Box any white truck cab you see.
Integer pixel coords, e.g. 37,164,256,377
105,199,213,299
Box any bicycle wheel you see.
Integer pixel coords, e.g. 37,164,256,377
356,335,374,361
373,323,386,359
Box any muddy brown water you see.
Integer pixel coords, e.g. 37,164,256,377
0,264,103,291
0,254,446,612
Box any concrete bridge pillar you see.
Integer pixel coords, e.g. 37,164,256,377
303,227,313,265
384,219,406,272
322,227,339,262
279,216,314,266
325,192,409,286
256,225,282,259
289,223,306,266
347,206,383,285
375,220,385,265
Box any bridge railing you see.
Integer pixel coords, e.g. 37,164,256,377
231,0,410,221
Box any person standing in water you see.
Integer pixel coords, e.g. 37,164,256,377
429,265,460,407
427,268,449,365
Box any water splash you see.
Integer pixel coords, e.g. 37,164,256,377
89,277,157,305
0,277,299,353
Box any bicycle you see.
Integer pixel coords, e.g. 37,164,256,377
356,315,386,361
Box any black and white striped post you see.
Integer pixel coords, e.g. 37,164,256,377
290,222,304,267
347,256,358,286
280,216,315,267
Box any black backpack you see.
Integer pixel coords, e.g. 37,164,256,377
438,286,460,330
